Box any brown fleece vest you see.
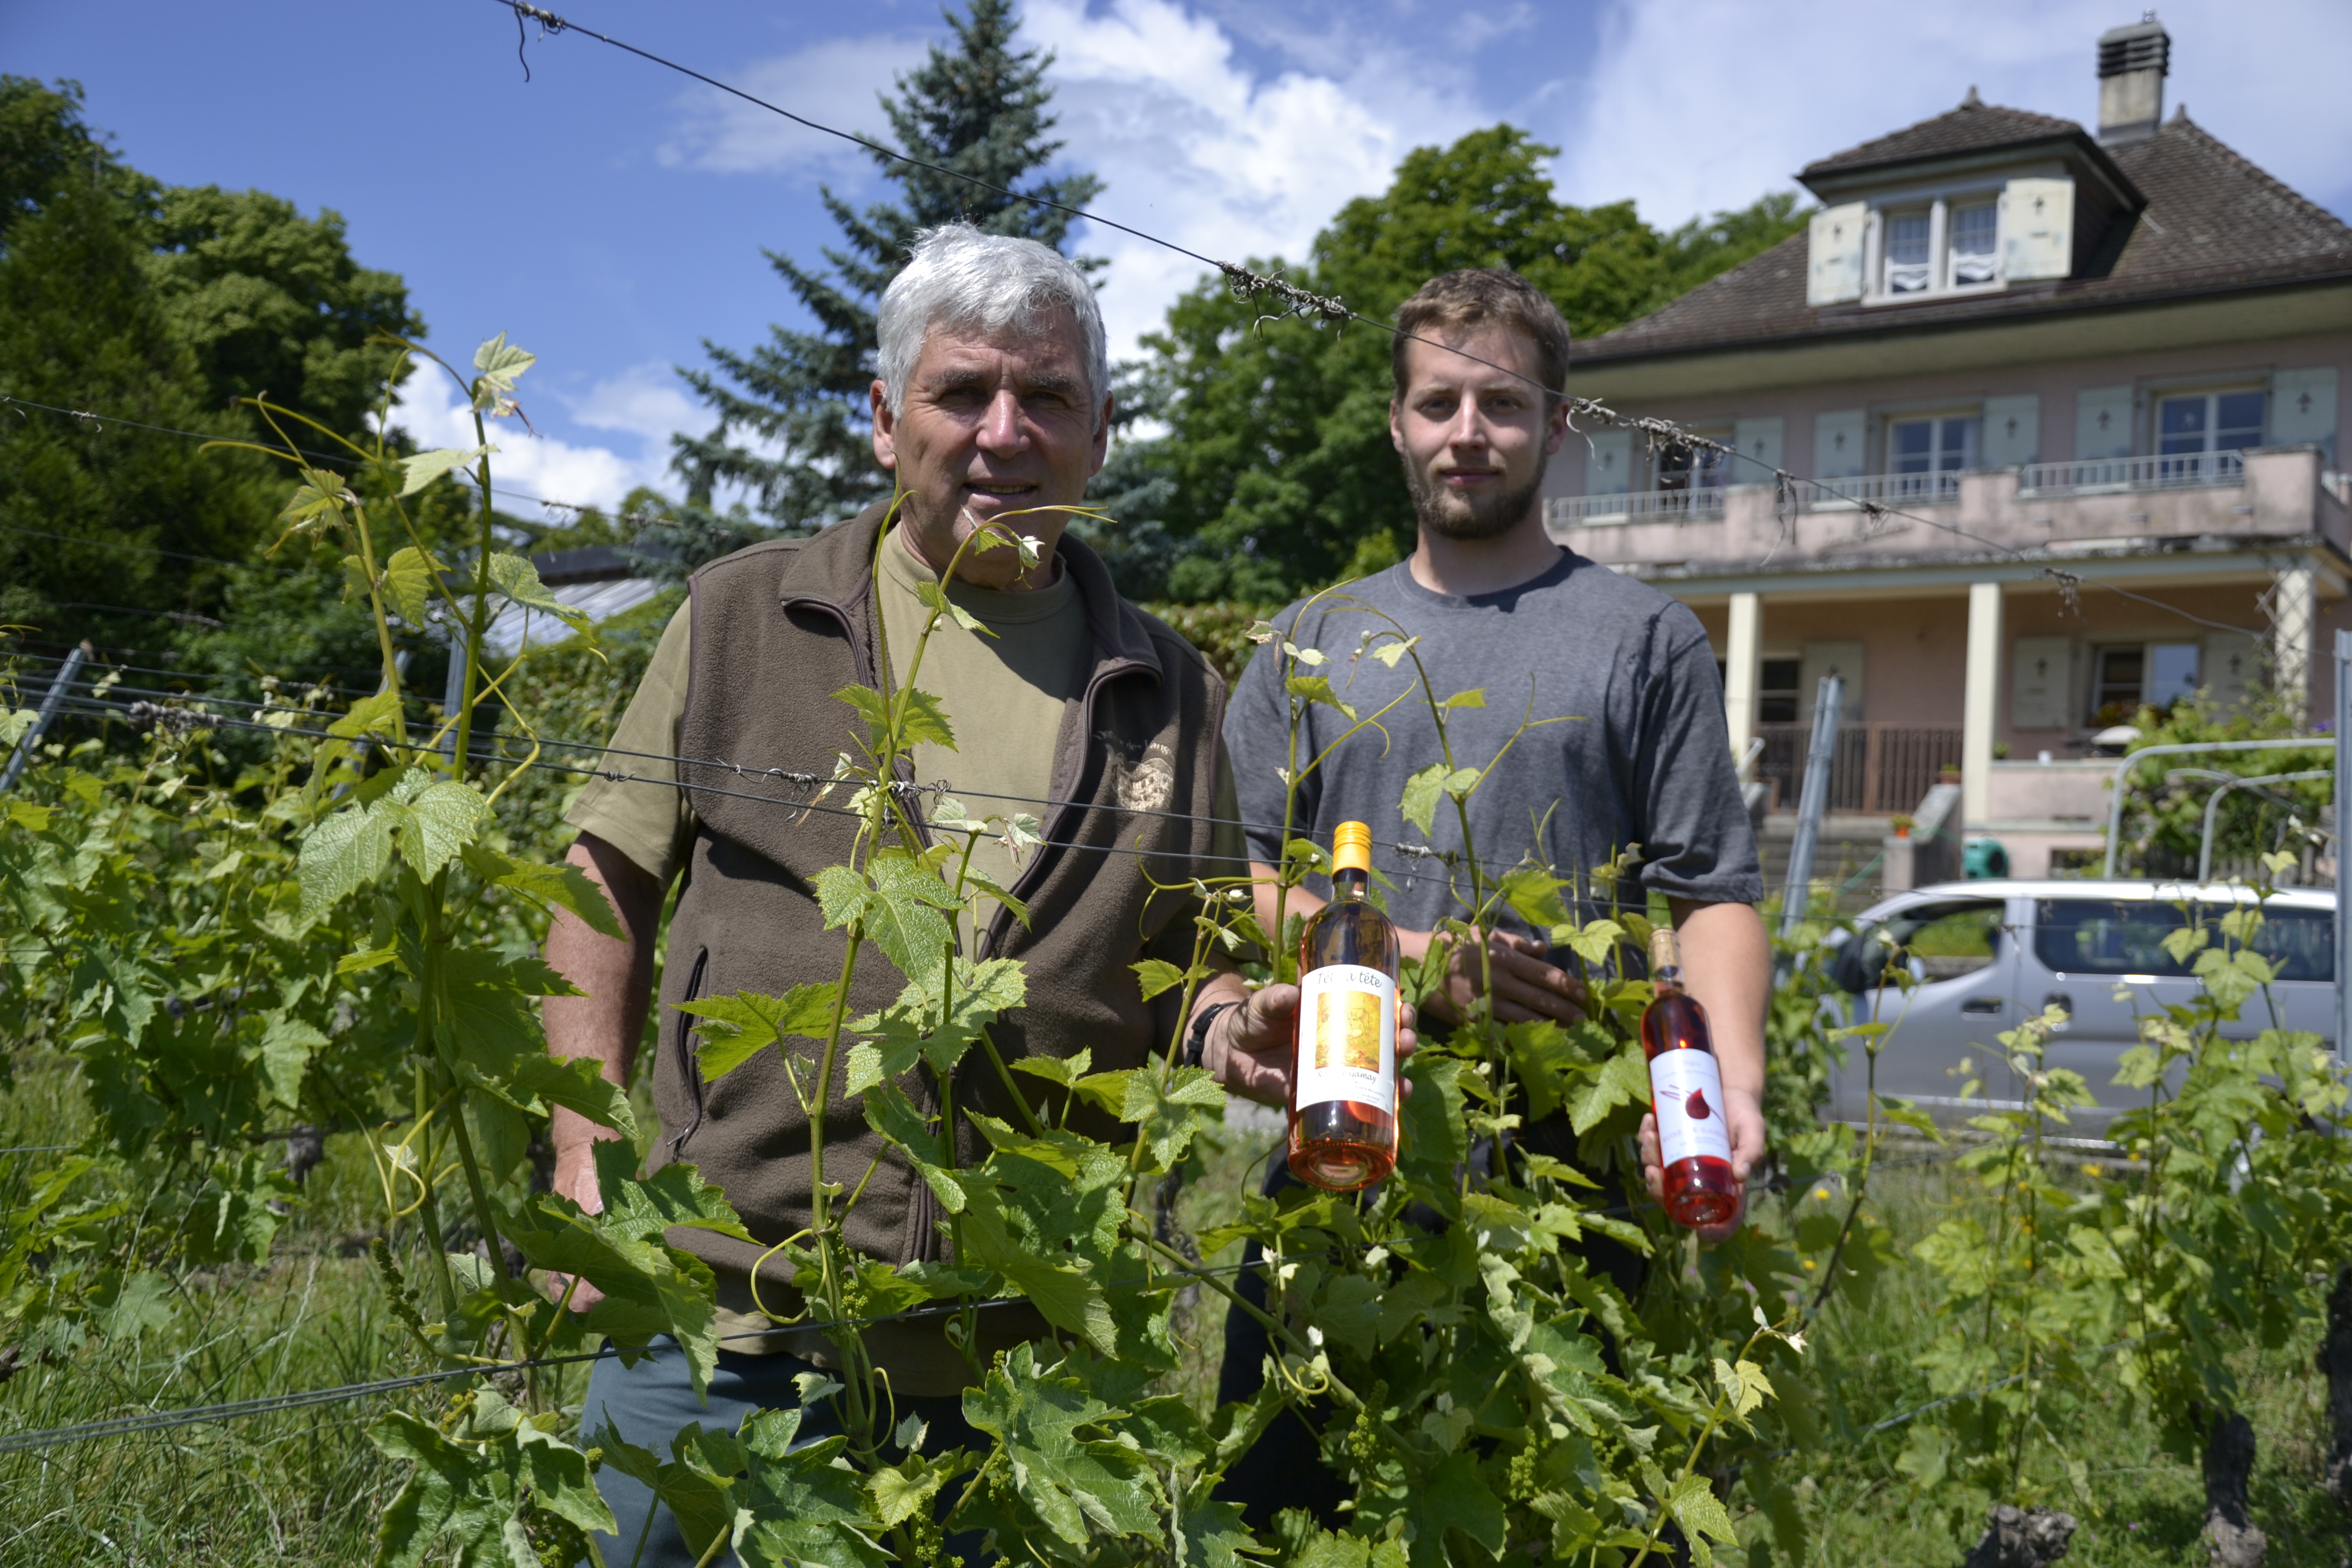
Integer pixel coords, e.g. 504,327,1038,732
652,503,1226,1285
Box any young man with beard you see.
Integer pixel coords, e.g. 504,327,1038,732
1212,268,1768,1525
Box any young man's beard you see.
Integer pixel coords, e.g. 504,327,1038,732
1402,450,1548,541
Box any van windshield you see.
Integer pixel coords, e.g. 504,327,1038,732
2033,899,2335,981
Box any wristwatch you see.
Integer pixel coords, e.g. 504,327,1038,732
1184,1001,1242,1069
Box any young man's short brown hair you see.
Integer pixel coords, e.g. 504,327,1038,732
1390,269,1572,405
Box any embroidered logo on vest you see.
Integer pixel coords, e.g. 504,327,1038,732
1112,740,1177,813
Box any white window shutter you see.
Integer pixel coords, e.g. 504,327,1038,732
2000,178,2074,281
1798,642,1865,720
2272,367,2338,459
1731,416,1784,478
1812,409,1867,480
2074,385,2135,459
1585,428,1633,496
2201,631,2261,713
2010,635,2074,728
1807,202,1868,305
1981,395,2041,468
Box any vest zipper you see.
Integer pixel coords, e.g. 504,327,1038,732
668,947,712,1157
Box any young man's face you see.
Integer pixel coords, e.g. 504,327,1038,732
1389,327,1570,542
871,308,1112,589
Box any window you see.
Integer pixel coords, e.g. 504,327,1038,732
1890,415,1978,498
1948,203,1998,286
1833,900,2005,994
2035,900,2334,981
2157,390,2264,481
1884,211,1931,294
2035,899,2193,975
1758,657,1801,723
1655,432,1729,496
2091,642,2199,725
2146,643,2200,708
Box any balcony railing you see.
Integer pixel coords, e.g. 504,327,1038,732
1800,471,1963,510
1546,485,1727,526
1754,723,1963,815
2019,450,2246,496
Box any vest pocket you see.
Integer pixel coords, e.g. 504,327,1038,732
668,947,710,1157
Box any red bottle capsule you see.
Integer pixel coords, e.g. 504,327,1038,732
1639,927,1742,1230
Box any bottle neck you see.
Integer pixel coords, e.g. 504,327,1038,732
1331,866,1368,901
1652,964,1686,997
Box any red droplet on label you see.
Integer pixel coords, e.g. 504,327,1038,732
1686,1088,1712,1120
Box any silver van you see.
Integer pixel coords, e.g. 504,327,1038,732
1820,880,2337,1134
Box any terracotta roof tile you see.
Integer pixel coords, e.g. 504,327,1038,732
1578,114,2352,365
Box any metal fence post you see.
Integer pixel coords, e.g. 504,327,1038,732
1780,674,1843,939
2,641,91,793
2335,630,2350,1063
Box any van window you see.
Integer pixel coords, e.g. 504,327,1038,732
2035,900,2335,981
1835,901,2005,993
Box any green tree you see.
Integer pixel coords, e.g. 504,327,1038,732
148,185,418,439
675,0,1103,532
0,77,424,653
1100,127,1807,602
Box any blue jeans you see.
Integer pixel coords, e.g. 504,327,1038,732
577,1340,986,1567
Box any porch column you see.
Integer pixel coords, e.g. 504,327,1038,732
2269,563,2317,713
1962,581,2004,827
1723,592,1762,763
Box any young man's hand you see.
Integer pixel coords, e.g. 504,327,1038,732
1422,928,1586,1026
1202,984,1418,1108
1635,1086,1765,1242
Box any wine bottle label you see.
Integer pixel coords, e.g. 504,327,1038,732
1651,1049,1731,1166
1294,965,1397,1115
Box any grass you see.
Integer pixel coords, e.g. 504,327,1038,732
6,1064,2348,1565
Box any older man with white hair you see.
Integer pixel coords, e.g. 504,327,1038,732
541,224,1349,1564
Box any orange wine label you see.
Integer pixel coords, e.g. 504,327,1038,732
1651,1050,1730,1165
1296,965,1396,1114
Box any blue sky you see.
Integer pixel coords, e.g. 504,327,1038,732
6,0,2347,518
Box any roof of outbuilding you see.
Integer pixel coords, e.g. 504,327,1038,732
1577,109,2352,366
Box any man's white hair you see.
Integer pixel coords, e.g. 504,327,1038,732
876,223,1108,426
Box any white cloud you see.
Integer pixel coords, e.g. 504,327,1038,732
388,367,662,518
569,361,705,449
1552,0,2352,226
658,30,934,181
1023,0,1488,359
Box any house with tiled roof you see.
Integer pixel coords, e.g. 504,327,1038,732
1543,16,2350,879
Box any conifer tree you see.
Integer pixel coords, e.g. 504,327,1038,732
673,0,1101,532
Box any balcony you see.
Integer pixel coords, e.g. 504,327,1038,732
1542,446,2344,575
1545,485,1727,527
2018,450,2244,495
1799,471,1964,509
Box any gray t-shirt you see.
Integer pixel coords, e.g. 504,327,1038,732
1224,551,1762,933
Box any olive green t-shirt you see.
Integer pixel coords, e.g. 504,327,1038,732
564,528,1240,1387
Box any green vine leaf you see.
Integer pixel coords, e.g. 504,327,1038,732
1285,674,1358,721
298,805,394,919
486,551,590,636
1400,762,1449,837
1569,1043,1651,1136
396,446,490,498
894,687,957,750
679,985,844,1082
1121,1066,1225,1171
459,842,622,938
961,1344,1164,1546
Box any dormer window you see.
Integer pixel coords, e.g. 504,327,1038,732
1949,203,1998,285
1807,176,2079,307
1885,212,1932,293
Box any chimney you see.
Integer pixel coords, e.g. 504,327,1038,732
2097,14,2169,144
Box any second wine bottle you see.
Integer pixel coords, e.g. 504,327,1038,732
1289,821,1400,1192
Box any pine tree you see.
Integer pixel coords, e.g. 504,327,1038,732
673,0,1102,533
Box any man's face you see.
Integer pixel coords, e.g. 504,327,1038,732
871,309,1111,589
1389,327,1569,542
